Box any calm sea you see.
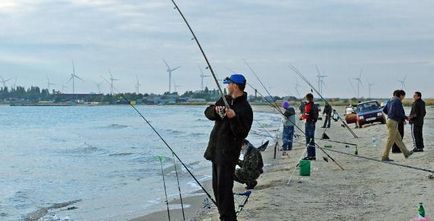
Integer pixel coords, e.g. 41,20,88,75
0,105,280,220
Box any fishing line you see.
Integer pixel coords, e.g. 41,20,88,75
289,65,359,139
169,0,229,108
325,148,434,174
101,78,217,206
245,75,344,170
172,154,186,221
158,156,171,221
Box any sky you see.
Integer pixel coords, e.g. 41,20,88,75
0,0,433,98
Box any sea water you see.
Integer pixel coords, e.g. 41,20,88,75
0,105,280,220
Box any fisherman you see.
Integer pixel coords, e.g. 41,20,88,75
409,91,426,152
299,101,306,114
322,103,332,128
382,90,413,161
234,139,266,190
204,74,253,221
282,101,296,155
392,90,405,153
300,93,318,160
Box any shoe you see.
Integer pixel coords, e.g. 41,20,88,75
413,148,424,152
381,157,394,162
405,151,414,159
246,180,258,190
303,156,316,161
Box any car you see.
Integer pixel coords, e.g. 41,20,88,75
354,101,386,127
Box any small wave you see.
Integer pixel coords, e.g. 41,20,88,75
24,199,81,221
102,124,129,129
108,152,134,157
62,143,104,155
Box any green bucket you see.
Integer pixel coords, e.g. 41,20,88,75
299,160,311,176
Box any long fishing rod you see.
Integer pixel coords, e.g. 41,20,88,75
289,65,359,139
325,148,434,175
244,59,282,112
158,156,171,221
102,78,217,206
169,0,229,108
246,76,344,170
172,154,186,221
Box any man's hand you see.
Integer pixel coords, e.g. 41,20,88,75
215,106,226,119
226,108,236,119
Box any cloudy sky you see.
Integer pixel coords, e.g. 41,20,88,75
0,0,433,98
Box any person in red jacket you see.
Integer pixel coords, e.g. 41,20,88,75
300,93,318,160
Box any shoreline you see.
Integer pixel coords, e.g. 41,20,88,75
133,106,434,220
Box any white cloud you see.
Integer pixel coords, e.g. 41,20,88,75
0,0,433,97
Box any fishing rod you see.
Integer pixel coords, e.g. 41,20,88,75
244,59,282,112
169,0,229,108
245,73,344,170
172,154,186,221
101,78,217,206
289,64,359,139
158,156,171,221
325,148,434,175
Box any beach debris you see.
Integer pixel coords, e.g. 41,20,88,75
428,174,434,179
24,199,81,221
410,203,432,221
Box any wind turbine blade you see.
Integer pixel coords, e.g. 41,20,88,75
162,59,170,69
172,66,181,71
315,65,322,76
75,75,84,81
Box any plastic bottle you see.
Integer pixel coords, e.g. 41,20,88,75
419,203,426,218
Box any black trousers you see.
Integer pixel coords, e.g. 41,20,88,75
323,115,331,128
392,121,404,153
212,162,237,221
412,124,424,149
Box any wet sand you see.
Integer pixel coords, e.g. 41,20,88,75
134,106,434,221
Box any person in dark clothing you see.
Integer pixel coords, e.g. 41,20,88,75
322,103,332,128
382,90,413,161
282,101,296,155
234,139,266,190
392,121,405,153
204,74,253,221
409,91,426,152
392,90,405,153
300,93,318,161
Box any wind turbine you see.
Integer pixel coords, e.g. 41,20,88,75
163,59,181,93
398,75,407,89
108,71,119,95
315,65,327,94
47,76,55,91
135,75,141,94
353,70,363,98
95,81,103,94
173,79,182,93
0,76,11,88
199,65,210,91
67,60,83,94
368,83,374,99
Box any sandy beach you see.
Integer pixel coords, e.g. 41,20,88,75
134,106,434,221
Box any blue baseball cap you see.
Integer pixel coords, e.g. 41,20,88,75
223,74,246,86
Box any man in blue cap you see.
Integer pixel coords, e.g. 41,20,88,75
204,73,253,221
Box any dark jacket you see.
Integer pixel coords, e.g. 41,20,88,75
409,99,426,126
238,144,264,174
323,104,332,116
204,93,253,164
383,97,406,122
